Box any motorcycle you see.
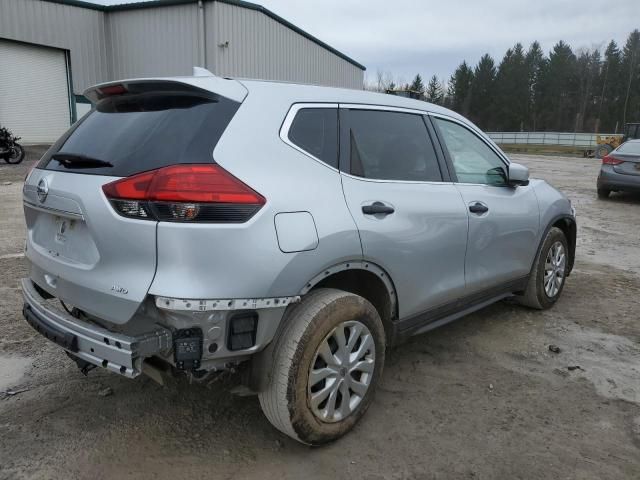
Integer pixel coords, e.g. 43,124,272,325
0,126,25,164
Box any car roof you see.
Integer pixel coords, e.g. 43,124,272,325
237,78,463,119
86,74,465,122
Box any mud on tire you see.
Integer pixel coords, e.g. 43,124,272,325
258,288,386,445
517,227,569,310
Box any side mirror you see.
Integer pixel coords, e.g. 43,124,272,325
508,162,529,187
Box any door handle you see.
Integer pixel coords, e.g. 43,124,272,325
468,202,489,214
362,202,395,215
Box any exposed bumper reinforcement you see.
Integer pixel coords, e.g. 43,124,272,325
21,278,171,378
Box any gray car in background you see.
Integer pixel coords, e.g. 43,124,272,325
597,139,640,198
21,71,576,444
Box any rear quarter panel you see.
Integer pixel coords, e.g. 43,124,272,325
149,87,362,299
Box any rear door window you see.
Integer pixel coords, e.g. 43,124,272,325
38,89,240,177
341,109,442,182
287,108,338,168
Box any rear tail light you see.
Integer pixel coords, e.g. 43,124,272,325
602,155,624,165
102,164,265,223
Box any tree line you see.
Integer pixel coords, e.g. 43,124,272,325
370,29,640,133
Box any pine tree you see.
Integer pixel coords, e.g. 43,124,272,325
425,75,444,105
409,74,425,96
575,49,601,132
621,29,640,127
447,62,474,115
370,28,640,133
494,43,529,131
599,40,623,132
539,41,578,131
525,41,546,131
469,54,496,129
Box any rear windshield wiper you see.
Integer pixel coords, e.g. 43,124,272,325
52,153,114,169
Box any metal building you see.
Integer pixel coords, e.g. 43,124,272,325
0,0,365,143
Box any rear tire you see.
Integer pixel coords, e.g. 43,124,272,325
258,288,386,445
517,227,569,310
597,187,610,199
594,144,612,159
4,144,24,164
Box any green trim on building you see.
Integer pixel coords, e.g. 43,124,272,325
65,52,78,123
74,94,91,104
41,0,366,71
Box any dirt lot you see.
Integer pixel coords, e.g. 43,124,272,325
1,151,639,480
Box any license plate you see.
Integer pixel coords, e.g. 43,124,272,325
54,217,75,245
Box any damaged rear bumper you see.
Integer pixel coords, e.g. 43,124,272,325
21,278,171,378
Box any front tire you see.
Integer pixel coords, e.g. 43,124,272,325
258,288,386,445
517,227,569,310
597,187,610,199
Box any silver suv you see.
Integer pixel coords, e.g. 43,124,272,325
21,72,576,445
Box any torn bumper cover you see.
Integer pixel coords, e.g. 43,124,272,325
21,278,171,378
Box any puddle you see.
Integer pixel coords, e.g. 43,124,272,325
495,322,640,405
555,326,640,405
0,354,32,391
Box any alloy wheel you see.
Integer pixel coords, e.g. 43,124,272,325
307,320,375,423
544,241,566,298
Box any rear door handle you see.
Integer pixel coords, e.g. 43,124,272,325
362,202,395,215
468,202,489,214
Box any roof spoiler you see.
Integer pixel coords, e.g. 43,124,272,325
83,67,248,104
192,66,214,77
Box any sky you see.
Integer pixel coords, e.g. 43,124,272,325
91,0,639,86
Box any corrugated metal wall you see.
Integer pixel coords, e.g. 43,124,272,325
206,2,363,89
0,0,364,94
106,4,201,80
0,0,108,94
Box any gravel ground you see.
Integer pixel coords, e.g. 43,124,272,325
0,151,639,480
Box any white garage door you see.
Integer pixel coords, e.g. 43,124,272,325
0,39,71,143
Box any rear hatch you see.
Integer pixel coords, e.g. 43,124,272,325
24,80,243,324
609,141,640,176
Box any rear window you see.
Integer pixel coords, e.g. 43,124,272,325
617,141,640,154
287,108,338,168
624,124,640,140
38,89,240,176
